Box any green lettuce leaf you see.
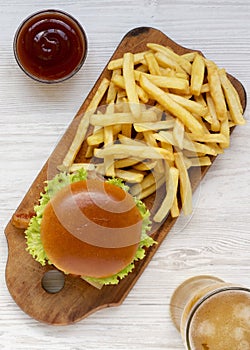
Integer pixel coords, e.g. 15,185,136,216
25,169,156,285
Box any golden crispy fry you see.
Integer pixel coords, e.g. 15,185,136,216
200,83,210,93
147,43,192,74
106,69,121,103
107,51,150,70
58,78,110,170
104,155,115,177
139,75,204,134
205,92,221,132
143,130,159,147
186,132,227,144
189,156,211,167
69,163,96,172
85,145,94,158
115,169,144,183
90,110,157,127
144,51,161,75
171,196,180,218
130,173,165,199
167,92,208,117
190,54,205,96
87,128,104,146
123,52,141,118
94,143,174,161
173,118,185,149
134,70,189,91
111,74,149,103
154,52,188,76
153,166,179,222
133,160,157,171
181,52,196,62
129,173,154,196
206,60,228,121
174,152,192,215
134,120,175,132
87,124,121,146
220,116,230,149
155,131,218,156
114,158,139,168
219,68,245,125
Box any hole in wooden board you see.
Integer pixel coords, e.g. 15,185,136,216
42,269,65,294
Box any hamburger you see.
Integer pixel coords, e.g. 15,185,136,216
25,168,156,286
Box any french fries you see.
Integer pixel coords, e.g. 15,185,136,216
58,42,245,224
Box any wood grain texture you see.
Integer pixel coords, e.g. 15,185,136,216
4,26,247,325
1,1,250,349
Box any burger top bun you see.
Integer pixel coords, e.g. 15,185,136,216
40,179,143,278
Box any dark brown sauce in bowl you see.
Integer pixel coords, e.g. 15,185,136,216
13,9,87,83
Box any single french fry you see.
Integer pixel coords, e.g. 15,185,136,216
186,132,227,144
189,156,211,167
85,145,94,158
114,158,139,168
115,169,144,183
121,123,132,138
173,118,185,149
200,83,210,93
219,68,245,125
205,92,221,132
153,166,179,222
206,60,228,121
143,130,159,147
90,110,157,127
134,70,189,91
94,143,174,161
181,51,196,62
134,120,175,132
155,131,218,156
144,51,161,75
174,152,192,215
87,128,104,146
106,69,121,103
171,196,180,218
123,52,141,118
220,116,230,149
69,163,96,172
107,50,150,70
133,160,157,171
190,54,205,96
104,155,116,177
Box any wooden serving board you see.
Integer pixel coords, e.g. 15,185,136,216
4,27,247,325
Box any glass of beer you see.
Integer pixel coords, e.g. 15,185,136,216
170,275,250,350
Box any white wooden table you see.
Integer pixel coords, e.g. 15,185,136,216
1,1,249,349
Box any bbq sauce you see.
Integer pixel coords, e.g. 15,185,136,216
14,10,87,83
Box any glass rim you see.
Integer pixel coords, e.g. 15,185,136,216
185,285,250,350
13,9,88,84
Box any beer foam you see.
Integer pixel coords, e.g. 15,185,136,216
237,340,250,350
233,303,250,326
197,320,215,337
188,290,250,350
234,327,246,341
